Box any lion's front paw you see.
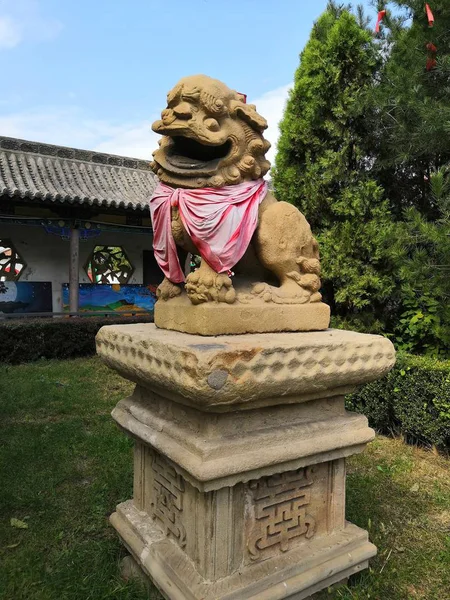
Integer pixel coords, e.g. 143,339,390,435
185,270,236,305
157,278,182,301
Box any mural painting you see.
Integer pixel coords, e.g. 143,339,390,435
0,281,52,313
62,283,157,313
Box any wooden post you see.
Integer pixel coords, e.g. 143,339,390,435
69,226,80,313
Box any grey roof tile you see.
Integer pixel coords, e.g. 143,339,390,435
0,136,157,211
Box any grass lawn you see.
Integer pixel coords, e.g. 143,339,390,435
0,357,449,600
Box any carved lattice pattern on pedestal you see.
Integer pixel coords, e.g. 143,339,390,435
247,466,316,561
150,452,186,548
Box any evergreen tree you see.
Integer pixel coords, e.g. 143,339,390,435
373,1,450,353
394,168,450,353
273,4,399,330
373,0,450,218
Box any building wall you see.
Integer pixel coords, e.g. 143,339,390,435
0,223,155,311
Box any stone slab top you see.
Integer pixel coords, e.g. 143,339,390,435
96,324,395,411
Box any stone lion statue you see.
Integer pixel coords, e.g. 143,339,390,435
149,74,330,334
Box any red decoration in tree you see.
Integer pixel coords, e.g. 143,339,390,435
426,42,437,71
425,3,434,27
375,10,386,33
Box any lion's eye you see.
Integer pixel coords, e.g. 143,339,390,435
204,118,220,132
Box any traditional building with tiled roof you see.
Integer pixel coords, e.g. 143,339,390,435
0,136,157,210
0,136,163,315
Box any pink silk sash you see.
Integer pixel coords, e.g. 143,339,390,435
149,179,268,283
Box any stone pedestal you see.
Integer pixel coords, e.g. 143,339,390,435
96,324,395,600
154,295,331,336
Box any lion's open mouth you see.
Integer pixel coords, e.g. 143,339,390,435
166,136,231,169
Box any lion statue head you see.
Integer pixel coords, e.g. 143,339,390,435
150,74,271,188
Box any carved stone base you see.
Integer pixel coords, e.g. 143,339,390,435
112,498,375,600
112,391,373,491
96,325,395,600
154,294,331,335
119,553,350,600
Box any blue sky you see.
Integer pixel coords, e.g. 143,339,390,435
0,0,376,164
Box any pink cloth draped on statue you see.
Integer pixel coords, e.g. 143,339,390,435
149,179,268,283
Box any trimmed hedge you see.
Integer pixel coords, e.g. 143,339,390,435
0,315,153,364
346,353,450,450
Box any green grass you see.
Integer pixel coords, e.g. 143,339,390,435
319,437,450,600
1,358,449,600
0,358,157,600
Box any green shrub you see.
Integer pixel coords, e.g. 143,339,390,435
346,353,450,450
0,315,153,364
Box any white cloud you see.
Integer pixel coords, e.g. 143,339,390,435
0,107,102,149
0,16,21,48
0,82,292,164
0,105,159,160
0,0,62,49
94,122,160,160
250,83,291,167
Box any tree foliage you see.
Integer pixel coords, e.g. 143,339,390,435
373,0,450,218
273,1,450,355
273,5,399,331
374,0,450,353
395,168,450,353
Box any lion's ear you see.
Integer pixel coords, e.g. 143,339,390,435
230,100,268,131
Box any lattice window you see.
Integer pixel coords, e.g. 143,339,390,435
85,245,134,284
0,239,26,281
